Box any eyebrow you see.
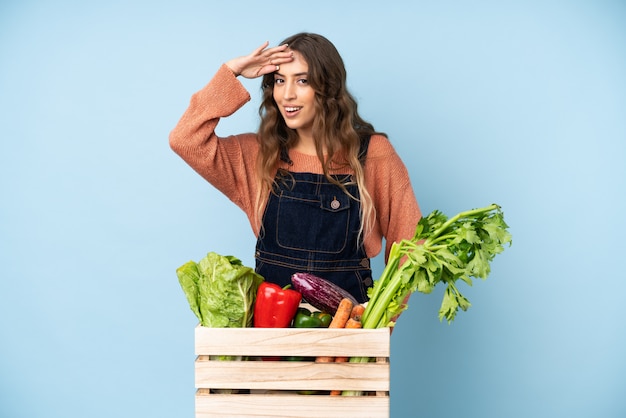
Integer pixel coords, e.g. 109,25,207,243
275,72,309,77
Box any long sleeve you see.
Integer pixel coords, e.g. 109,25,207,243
169,64,261,227
363,135,422,261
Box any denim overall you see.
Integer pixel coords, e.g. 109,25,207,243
255,138,373,303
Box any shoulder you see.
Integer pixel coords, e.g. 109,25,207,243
363,134,412,186
365,134,403,162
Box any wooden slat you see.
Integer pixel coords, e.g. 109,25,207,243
194,326,390,357
195,359,390,391
193,325,391,417
195,392,389,418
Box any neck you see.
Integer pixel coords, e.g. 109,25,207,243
293,131,317,155
292,130,320,156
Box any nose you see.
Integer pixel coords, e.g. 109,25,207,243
283,80,296,100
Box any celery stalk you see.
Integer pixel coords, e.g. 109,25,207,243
363,203,511,328
343,204,511,396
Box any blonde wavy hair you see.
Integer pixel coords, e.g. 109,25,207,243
255,33,384,243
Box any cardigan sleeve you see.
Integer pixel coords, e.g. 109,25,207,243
169,64,260,219
364,135,422,262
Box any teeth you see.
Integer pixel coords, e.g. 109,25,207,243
285,107,301,112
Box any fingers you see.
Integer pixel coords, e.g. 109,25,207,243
251,42,286,58
263,43,290,56
255,43,294,76
250,41,270,57
257,43,293,65
233,42,294,79
267,53,294,67
257,64,281,77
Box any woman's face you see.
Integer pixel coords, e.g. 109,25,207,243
272,52,316,138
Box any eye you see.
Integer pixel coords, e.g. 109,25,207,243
297,78,308,85
273,77,284,85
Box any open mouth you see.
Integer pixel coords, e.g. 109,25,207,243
284,106,302,116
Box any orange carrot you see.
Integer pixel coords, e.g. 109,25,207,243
332,318,363,364
315,298,354,363
328,298,354,328
344,317,362,329
315,355,335,363
350,304,365,321
329,317,362,396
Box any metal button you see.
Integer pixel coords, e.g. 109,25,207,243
330,198,340,210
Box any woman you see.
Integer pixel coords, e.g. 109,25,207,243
170,33,421,303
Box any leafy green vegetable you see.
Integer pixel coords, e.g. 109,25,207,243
176,252,264,328
343,204,511,395
362,203,512,328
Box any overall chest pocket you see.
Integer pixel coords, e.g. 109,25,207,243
275,192,352,254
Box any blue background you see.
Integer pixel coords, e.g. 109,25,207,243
1,1,625,417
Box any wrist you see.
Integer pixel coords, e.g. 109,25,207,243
224,62,240,77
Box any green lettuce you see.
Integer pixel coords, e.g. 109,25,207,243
176,252,263,328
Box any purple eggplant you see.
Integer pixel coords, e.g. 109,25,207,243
291,272,358,315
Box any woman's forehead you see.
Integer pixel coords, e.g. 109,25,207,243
276,51,308,76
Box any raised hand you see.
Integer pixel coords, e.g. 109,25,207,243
225,41,294,79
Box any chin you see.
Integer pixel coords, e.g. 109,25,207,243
284,122,301,130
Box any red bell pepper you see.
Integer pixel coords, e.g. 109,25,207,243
253,282,302,328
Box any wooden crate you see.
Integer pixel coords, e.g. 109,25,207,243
194,326,390,418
